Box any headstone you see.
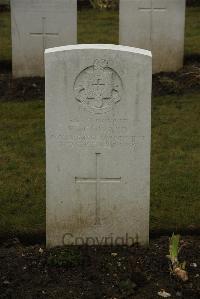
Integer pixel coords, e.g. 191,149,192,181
45,44,152,247
11,0,77,77
119,0,186,73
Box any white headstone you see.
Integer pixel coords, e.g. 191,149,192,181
45,44,152,247
119,0,186,73
11,0,77,77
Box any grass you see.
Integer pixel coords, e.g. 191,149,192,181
0,101,45,234
0,7,199,62
0,11,11,62
185,7,200,56
0,0,9,4
0,93,200,234
78,8,118,44
151,93,200,231
0,6,199,235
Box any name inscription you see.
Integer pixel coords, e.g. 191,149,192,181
49,118,144,148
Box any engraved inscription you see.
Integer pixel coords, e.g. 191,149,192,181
30,17,59,59
75,153,121,225
74,59,122,114
49,118,145,148
50,134,144,148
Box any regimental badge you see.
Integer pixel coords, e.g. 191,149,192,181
74,59,122,114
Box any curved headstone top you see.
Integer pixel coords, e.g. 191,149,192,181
45,43,152,247
45,44,152,57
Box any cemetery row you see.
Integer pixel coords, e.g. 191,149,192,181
10,0,186,77
0,2,200,297
0,1,199,248
1,41,199,296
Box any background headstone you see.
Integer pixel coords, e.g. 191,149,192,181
11,0,77,77
45,44,152,247
119,0,186,73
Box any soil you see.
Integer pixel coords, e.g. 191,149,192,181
0,54,199,299
0,71,45,101
152,60,200,97
0,59,200,101
0,4,9,13
0,236,199,299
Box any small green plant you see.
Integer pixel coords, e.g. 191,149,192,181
89,0,118,9
167,233,188,281
47,248,81,267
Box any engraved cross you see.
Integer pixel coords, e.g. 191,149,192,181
88,76,107,108
30,17,59,55
139,0,166,45
92,78,105,88
75,153,121,225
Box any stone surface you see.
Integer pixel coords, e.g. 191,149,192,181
45,44,152,247
11,0,77,77
119,0,186,73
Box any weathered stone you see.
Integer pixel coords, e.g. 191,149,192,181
45,44,152,247
119,0,186,73
11,0,77,77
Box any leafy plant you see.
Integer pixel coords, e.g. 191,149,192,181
89,0,118,9
167,233,188,281
47,248,81,267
